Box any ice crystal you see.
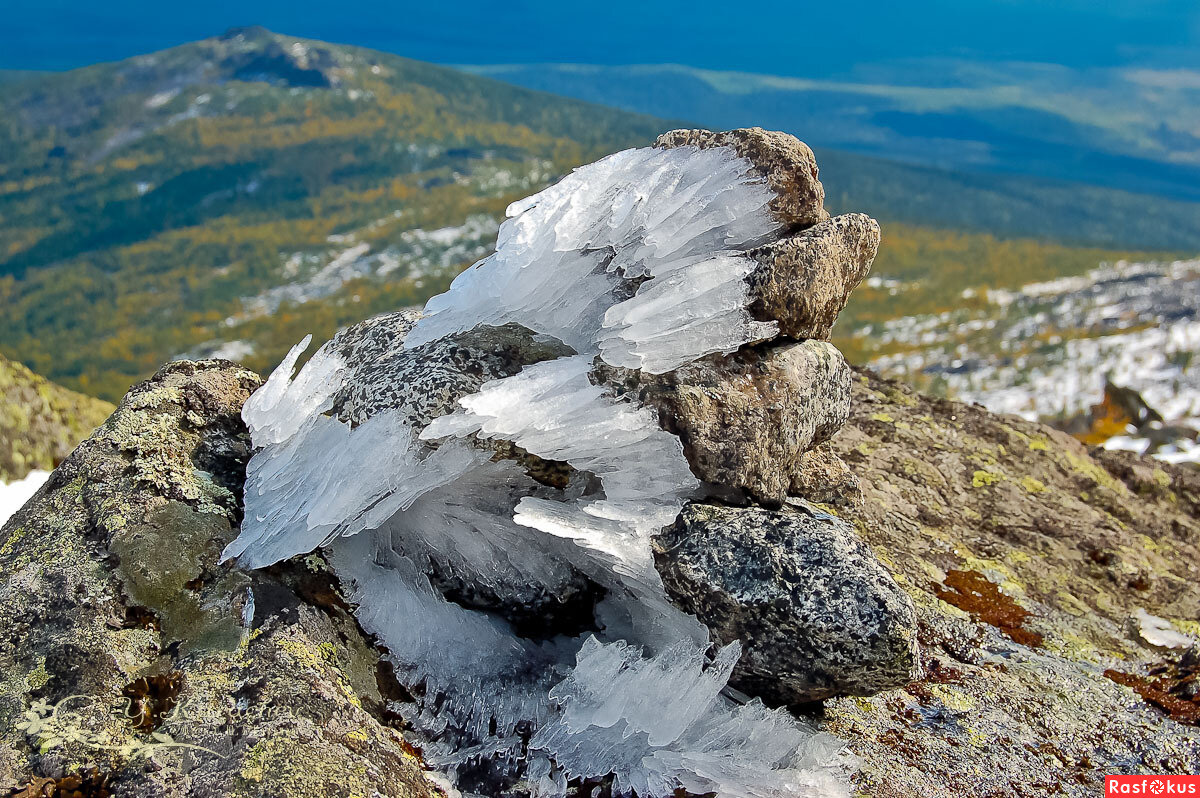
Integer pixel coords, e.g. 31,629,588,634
225,142,850,797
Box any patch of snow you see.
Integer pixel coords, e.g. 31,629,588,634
0,471,51,528
144,88,180,109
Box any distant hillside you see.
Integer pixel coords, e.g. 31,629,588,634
0,27,671,400
463,62,1200,210
0,355,113,482
1,29,1193,404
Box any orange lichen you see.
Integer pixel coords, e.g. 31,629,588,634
9,770,112,798
1104,664,1200,726
935,569,1044,648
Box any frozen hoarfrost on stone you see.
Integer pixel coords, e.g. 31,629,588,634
224,129,883,797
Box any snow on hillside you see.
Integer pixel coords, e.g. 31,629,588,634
866,258,1200,463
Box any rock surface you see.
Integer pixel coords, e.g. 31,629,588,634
655,502,919,705
599,339,852,503
3,359,1198,796
0,361,436,798
654,127,827,228
814,368,1200,795
746,214,881,341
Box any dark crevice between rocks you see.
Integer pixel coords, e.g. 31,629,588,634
120,672,184,731
428,562,608,641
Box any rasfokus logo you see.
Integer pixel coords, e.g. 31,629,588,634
1107,776,1200,794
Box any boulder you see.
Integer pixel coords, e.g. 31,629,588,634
0,361,436,798
598,339,853,503
654,502,919,705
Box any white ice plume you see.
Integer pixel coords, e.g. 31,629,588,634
405,145,782,372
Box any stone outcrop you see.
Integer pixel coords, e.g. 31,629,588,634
3,362,1198,796
814,368,1200,795
0,361,436,798
655,502,919,705
3,126,1197,796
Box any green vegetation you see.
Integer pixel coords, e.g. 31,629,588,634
0,28,669,400
0,28,1189,404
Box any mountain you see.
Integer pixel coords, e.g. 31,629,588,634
1,29,1195,405
0,27,671,401
462,61,1200,206
0,354,113,483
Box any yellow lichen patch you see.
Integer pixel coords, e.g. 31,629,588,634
870,413,895,424
972,470,1002,488
927,683,976,713
1028,436,1049,451
1020,476,1048,494
0,526,28,557
1059,448,1127,496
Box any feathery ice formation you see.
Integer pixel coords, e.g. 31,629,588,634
224,128,913,797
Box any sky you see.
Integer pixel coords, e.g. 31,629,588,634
5,0,1200,74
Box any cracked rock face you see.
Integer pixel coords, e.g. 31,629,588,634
654,503,920,705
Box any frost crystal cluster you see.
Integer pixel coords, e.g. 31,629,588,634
226,128,884,797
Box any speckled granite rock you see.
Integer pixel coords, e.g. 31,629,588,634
0,360,436,798
655,502,919,706
598,339,852,504
654,127,828,229
329,318,573,429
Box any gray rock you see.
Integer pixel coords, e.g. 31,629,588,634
654,502,920,705
329,319,574,429
323,315,598,631
598,339,852,503
0,360,436,798
654,127,828,229
746,213,881,341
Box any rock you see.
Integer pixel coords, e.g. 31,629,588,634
654,127,827,228
817,367,1200,795
598,339,852,503
0,360,436,798
788,443,861,507
655,502,919,705
329,318,574,429
0,355,113,483
746,213,881,341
